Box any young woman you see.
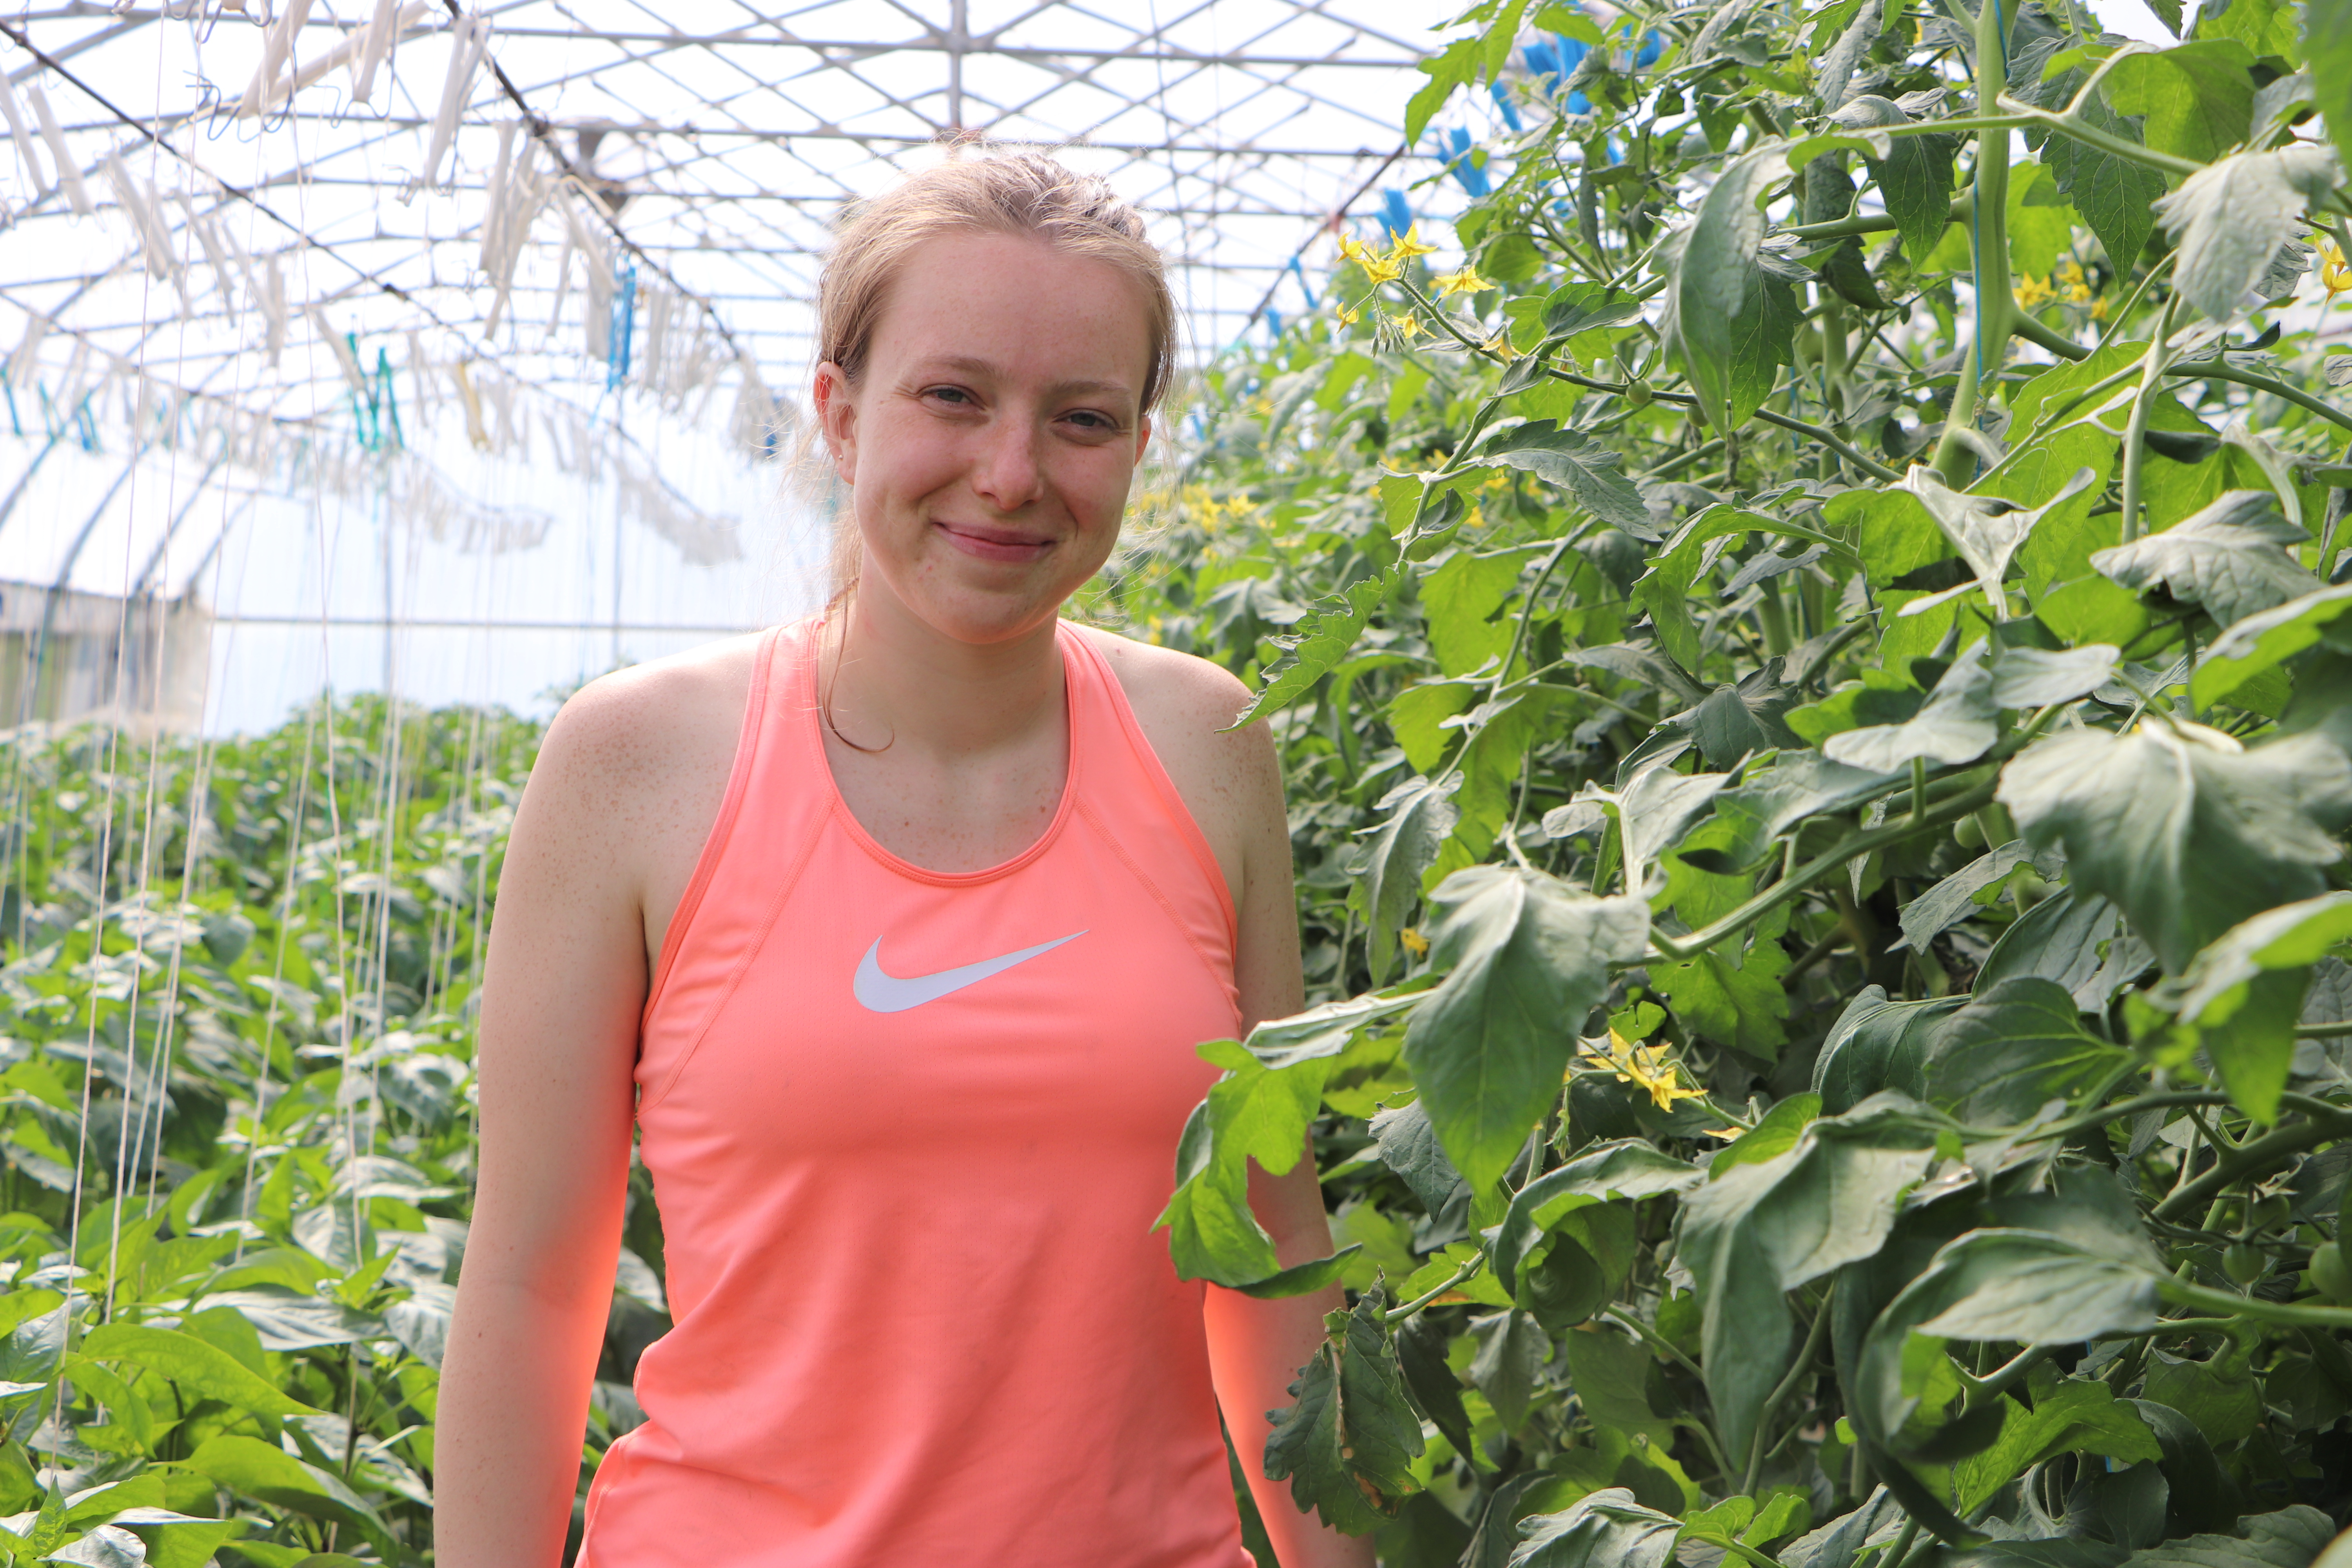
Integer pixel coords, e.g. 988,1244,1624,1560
432,152,1373,1568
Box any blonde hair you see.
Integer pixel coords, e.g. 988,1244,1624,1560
813,148,1178,601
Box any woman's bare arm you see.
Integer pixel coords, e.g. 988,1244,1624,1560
1179,682,1376,1568
434,679,687,1566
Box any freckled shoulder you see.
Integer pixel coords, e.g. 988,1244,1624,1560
519,632,769,916
1069,623,1282,889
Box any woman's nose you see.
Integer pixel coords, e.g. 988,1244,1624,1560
969,414,1046,512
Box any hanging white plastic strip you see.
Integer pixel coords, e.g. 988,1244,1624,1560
247,0,429,116
103,154,176,282
5,312,46,388
308,303,372,395
478,120,514,274
27,85,91,215
558,188,614,290
415,13,490,195
349,0,405,104
263,254,287,365
544,226,574,338
235,0,313,120
451,359,488,449
181,197,238,308
0,74,49,197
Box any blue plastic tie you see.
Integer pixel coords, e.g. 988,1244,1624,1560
1490,79,1523,131
1381,189,1414,239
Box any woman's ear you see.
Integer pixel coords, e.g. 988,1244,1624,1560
813,361,857,481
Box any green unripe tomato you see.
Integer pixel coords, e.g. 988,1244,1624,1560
1626,380,1654,407
2312,1241,2352,1302
2224,1242,2266,1287
2250,1194,2291,1230
1952,815,1985,850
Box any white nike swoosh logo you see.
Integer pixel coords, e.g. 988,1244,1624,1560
852,930,1087,1013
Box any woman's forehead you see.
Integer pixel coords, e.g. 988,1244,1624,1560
865,232,1154,392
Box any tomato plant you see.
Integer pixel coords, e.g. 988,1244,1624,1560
1116,0,2352,1561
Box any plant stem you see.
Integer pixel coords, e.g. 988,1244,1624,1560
1933,6,2016,487
1646,779,1997,963
2165,358,2352,437
2154,1107,2352,1221
1387,1255,1485,1322
2118,293,2183,543
1602,1303,1707,1381
2163,1278,2352,1329
1744,1285,1833,1494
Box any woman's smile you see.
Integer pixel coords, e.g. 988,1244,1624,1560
933,517,1057,564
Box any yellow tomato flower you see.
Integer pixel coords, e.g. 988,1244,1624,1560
1360,253,1403,286
2015,274,2056,309
2324,240,2352,303
1387,225,1439,263
1434,265,1493,299
1335,301,1362,326
1399,927,1430,958
2091,296,2111,321
1392,311,1425,340
1577,1029,1710,1112
1336,232,1371,265
1482,328,1519,361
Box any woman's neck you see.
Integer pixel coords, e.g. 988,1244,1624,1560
824,581,1067,762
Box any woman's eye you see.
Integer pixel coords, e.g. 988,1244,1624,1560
1064,410,1118,432
925,386,975,406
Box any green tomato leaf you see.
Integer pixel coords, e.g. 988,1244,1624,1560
1263,1285,1425,1535
1403,867,1650,1190
1469,1307,1548,1433
2045,87,2169,272
2154,145,2341,323
1998,723,2352,970
2311,0,2352,162
1474,421,1649,532
1514,1487,1685,1568
1921,976,2135,1123
1813,986,1969,1111
1664,145,1795,432
2115,1506,2335,1568
2105,40,2261,165
1948,1381,2162,1516
2194,582,2352,708
1234,572,1392,727
1681,1096,1948,1465
1837,95,1958,263
1824,642,1997,771
1988,642,2122,708
1352,775,1461,985
1491,1138,1703,1295
1368,1098,1465,1215
1896,841,2043,955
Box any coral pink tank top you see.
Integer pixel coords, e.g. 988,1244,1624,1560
576,615,1253,1568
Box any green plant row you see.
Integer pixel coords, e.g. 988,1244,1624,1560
0,699,661,1564
1107,0,2352,1561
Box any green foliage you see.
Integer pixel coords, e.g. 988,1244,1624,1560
0,698,679,1561
1106,0,2352,1556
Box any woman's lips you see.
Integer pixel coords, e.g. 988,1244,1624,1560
935,519,1055,563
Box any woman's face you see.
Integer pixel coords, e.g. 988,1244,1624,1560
815,230,1155,648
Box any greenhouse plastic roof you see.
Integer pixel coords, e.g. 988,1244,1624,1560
0,0,1442,446
0,0,1466,729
